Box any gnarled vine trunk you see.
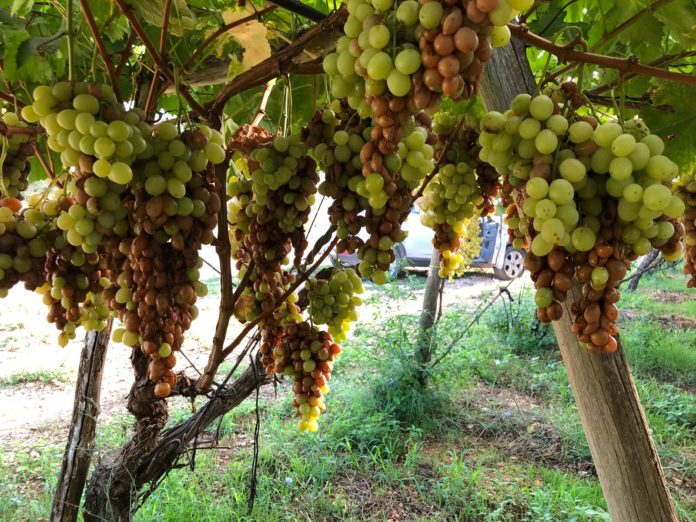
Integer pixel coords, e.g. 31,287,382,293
479,39,679,522
82,353,267,522
83,349,169,522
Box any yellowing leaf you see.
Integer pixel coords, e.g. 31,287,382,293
211,7,271,74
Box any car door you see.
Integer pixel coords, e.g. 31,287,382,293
401,207,434,264
473,217,499,264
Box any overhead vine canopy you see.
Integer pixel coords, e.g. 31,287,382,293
0,0,694,518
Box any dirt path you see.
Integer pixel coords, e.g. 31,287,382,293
0,270,526,444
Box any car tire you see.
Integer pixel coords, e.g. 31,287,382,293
389,244,408,279
494,246,525,280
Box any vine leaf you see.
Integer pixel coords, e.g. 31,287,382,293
653,0,696,49
10,0,32,16
213,7,271,74
28,155,47,183
641,81,696,174
128,0,195,36
1,27,31,80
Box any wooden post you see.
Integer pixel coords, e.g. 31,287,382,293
416,248,442,382
478,40,679,522
51,318,113,522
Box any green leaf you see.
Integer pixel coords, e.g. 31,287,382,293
128,0,195,36
1,26,31,80
653,0,696,48
10,0,32,17
640,81,696,174
27,155,47,183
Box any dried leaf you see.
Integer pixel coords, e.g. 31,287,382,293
212,7,271,75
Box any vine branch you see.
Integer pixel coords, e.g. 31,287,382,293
543,0,679,84
587,50,696,96
0,90,23,107
113,0,207,117
207,5,348,114
251,80,276,127
197,234,338,393
144,0,173,116
78,0,123,102
510,24,696,87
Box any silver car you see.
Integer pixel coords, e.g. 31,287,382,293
333,208,525,280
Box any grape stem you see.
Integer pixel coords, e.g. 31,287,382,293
509,23,696,87
66,0,74,82
413,114,469,201
115,30,136,78
78,0,123,102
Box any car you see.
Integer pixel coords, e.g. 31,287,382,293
332,207,526,280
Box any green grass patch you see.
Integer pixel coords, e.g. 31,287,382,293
0,367,71,388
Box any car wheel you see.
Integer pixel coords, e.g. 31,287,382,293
494,247,525,280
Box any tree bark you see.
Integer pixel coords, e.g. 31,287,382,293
51,319,113,522
479,40,678,522
416,248,441,383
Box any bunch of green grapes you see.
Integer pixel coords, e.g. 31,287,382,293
228,131,319,332
420,160,480,276
37,246,108,346
259,294,304,372
412,0,529,108
104,124,221,397
106,233,204,397
0,198,52,296
420,121,484,277
55,179,129,254
480,86,686,353
24,82,148,178
324,0,527,116
356,118,437,284
129,122,222,250
271,320,340,432
306,268,363,343
439,217,483,278
0,112,33,198
675,170,696,287
309,103,371,255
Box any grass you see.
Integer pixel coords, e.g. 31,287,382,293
0,268,694,521
0,367,71,388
